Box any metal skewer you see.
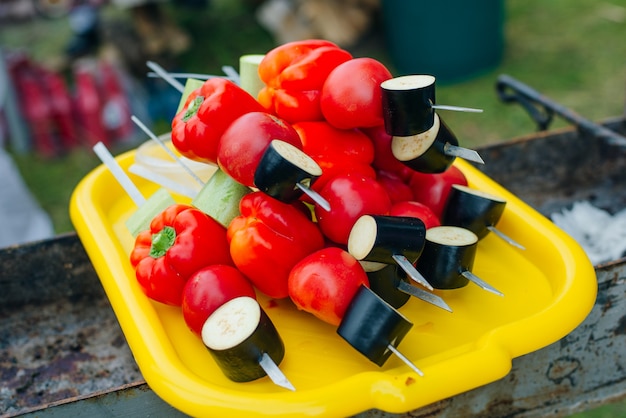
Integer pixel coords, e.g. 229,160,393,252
461,270,504,297
295,182,331,211
487,225,526,250
258,353,296,391
443,142,485,164
147,71,238,82
396,279,452,312
386,343,424,376
392,254,434,291
432,104,483,113
146,61,185,93
221,65,240,85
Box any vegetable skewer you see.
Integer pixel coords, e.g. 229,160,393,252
381,75,485,168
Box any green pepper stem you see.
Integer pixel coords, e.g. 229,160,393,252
182,96,204,122
150,226,176,258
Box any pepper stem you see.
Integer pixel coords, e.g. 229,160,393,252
150,226,176,258
182,96,204,122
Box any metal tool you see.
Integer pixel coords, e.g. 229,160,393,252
496,74,626,147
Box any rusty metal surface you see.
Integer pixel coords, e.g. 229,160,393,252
472,117,626,217
2,119,626,417
0,234,142,417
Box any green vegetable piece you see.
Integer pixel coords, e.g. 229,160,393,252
239,54,265,97
125,188,176,237
192,168,251,228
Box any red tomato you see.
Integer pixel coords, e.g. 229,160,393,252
217,111,302,187
408,165,468,219
181,264,257,337
320,57,393,129
361,124,413,182
376,170,414,204
389,201,441,229
288,247,369,326
315,173,391,244
308,159,376,198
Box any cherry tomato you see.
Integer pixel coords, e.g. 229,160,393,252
361,124,413,182
181,264,257,337
315,173,391,244
389,201,441,229
408,165,468,219
308,159,376,198
376,170,414,204
288,246,369,326
217,111,302,187
320,57,393,129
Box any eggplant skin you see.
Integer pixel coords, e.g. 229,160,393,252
338,285,412,367
443,185,506,239
381,75,437,136
416,227,477,289
254,140,321,203
367,264,411,309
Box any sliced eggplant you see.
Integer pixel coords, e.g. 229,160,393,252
419,226,504,296
337,285,422,375
416,226,478,289
367,264,411,309
443,184,507,239
391,112,461,173
254,139,324,206
348,214,434,290
201,296,289,385
348,214,426,265
381,74,436,136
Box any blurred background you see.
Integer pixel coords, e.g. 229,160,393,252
1,0,625,235
0,0,625,415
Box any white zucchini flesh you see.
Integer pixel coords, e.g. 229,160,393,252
348,215,378,260
452,184,506,203
271,140,322,176
426,226,478,247
202,296,260,351
391,113,441,161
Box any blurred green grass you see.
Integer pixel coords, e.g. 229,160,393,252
1,1,626,416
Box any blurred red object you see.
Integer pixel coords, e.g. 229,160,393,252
98,60,133,142
73,61,108,147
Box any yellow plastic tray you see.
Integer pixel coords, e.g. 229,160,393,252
70,149,597,417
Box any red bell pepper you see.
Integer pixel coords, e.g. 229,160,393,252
227,191,325,299
171,77,265,164
292,121,376,196
257,39,352,123
129,204,233,306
